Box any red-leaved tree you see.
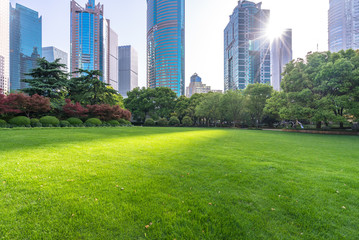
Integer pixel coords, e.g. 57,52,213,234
62,99,88,118
0,93,22,116
6,93,51,118
87,104,131,121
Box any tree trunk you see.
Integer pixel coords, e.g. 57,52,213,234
316,121,322,129
340,122,344,129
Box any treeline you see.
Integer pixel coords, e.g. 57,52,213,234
125,49,359,129
0,58,131,127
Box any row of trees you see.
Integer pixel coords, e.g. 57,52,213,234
125,50,359,129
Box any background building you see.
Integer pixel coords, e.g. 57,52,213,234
271,29,293,91
147,0,185,96
10,3,42,91
329,0,359,52
186,73,221,97
118,46,138,98
70,0,118,90
224,0,271,91
42,46,68,67
0,0,10,93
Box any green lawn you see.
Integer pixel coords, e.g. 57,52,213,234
0,127,358,239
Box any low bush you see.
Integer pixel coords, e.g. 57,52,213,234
118,119,131,126
85,118,102,127
40,116,60,127
67,117,83,126
157,118,168,126
9,116,31,127
144,118,155,126
60,120,71,127
0,119,7,128
168,116,180,126
107,120,120,126
182,116,193,127
30,118,42,127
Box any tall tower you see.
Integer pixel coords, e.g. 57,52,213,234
147,0,185,96
224,0,271,91
10,4,42,91
271,29,293,91
118,46,138,98
70,0,118,90
0,0,10,93
329,0,359,52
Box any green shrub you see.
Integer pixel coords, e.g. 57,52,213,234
144,118,155,126
85,118,102,127
0,119,7,128
40,116,60,127
30,118,42,127
118,119,131,126
60,120,70,127
9,116,31,127
168,116,180,126
182,116,193,127
157,118,168,126
67,117,83,126
107,120,120,126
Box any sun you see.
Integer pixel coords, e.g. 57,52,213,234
266,22,284,41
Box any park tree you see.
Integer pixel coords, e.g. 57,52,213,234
174,95,190,121
5,93,51,118
264,91,287,123
125,87,156,122
67,69,119,106
153,87,177,119
244,83,273,128
62,99,88,118
195,92,222,126
22,58,69,99
220,90,244,127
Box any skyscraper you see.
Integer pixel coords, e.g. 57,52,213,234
70,0,118,91
271,29,293,91
10,3,42,91
118,46,138,98
147,0,185,96
0,0,9,93
224,0,271,91
42,46,68,67
329,0,359,52
186,73,210,97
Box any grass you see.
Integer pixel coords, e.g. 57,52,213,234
0,127,358,239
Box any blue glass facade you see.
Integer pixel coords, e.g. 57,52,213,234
10,4,42,91
224,1,270,91
147,0,185,96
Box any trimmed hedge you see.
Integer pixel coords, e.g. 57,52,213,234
30,118,42,127
144,118,155,126
9,116,31,127
107,120,120,126
67,117,83,126
182,116,193,127
85,118,102,126
168,116,180,126
0,119,7,128
118,119,131,126
157,118,168,126
40,116,60,127
60,120,71,127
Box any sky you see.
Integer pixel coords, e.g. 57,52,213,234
10,0,329,91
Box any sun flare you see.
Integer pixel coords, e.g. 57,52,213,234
266,22,284,41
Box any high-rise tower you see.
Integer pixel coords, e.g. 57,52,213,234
118,46,138,98
224,0,270,91
10,4,42,91
329,0,359,52
271,29,292,91
0,0,9,93
147,0,185,96
70,0,118,90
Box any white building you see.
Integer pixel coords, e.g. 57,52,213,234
0,0,10,93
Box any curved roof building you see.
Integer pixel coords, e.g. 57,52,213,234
147,0,185,96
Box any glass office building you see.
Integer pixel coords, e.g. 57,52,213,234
147,0,185,96
43,46,68,69
118,46,138,98
271,29,292,91
224,0,270,91
0,0,9,93
10,3,42,91
71,0,118,90
329,0,359,52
